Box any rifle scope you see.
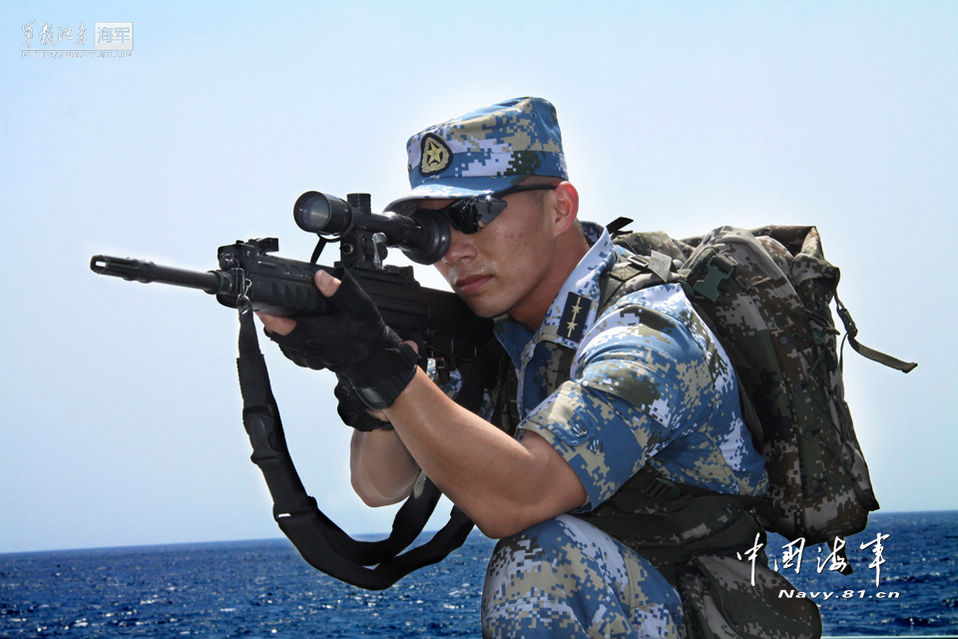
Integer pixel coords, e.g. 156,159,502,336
293,191,449,265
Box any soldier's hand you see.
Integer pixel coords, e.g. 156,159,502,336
259,268,419,410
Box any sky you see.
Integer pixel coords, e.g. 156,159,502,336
1,1,955,554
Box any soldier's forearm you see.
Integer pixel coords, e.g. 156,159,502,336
349,428,419,506
383,369,587,538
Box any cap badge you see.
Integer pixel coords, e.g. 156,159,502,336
420,133,452,176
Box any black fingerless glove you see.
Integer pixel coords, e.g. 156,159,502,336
266,268,419,410
334,376,394,431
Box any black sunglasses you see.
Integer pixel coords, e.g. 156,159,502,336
415,184,557,234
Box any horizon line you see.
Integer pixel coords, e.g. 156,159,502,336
2,508,956,556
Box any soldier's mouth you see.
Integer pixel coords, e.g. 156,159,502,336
455,274,492,295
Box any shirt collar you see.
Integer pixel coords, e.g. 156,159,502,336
494,221,615,366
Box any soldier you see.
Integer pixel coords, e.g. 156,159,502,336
259,98,810,638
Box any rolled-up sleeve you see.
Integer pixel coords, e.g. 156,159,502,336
518,291,720,510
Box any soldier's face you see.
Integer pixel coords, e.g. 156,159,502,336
423,190,559,322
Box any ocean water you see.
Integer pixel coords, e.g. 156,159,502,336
2,511,955,637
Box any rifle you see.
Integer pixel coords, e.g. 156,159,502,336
90,191,491,364
90,192,490,589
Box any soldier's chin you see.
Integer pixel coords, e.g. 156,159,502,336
462,298,507,320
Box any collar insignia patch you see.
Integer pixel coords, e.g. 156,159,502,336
559,292,591,342
420,133,452,176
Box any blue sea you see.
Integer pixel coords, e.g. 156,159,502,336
2,511,955,637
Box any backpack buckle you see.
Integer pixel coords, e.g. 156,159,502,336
642,476,682,501
626,250,674,284
692,253,735,302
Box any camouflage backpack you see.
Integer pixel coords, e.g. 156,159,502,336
604,220,917,547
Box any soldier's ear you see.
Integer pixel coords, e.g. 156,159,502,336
551,182,579,236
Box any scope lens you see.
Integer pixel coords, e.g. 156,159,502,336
294,192,332,232
294,191,353,234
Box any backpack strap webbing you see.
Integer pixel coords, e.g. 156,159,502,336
834,293,917,373
598,250,673,310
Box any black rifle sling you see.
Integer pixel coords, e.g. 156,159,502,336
236,308,474,590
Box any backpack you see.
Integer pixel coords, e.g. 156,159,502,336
604,219,917,547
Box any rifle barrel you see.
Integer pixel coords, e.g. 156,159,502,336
90,255,223,293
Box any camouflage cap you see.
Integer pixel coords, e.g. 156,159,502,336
385,97,567,213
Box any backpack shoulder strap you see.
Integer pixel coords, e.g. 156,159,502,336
598,250,678,313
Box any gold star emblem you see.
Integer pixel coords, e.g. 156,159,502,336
420,134,451,175
569,298,583,322
564,298,584,338
560,293,591,341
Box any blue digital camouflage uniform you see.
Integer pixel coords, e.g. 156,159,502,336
385,97,568,213
480,222,768,639
385,96,772,638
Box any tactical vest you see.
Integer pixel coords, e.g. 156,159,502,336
485,245,823,639
487,250,767,553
